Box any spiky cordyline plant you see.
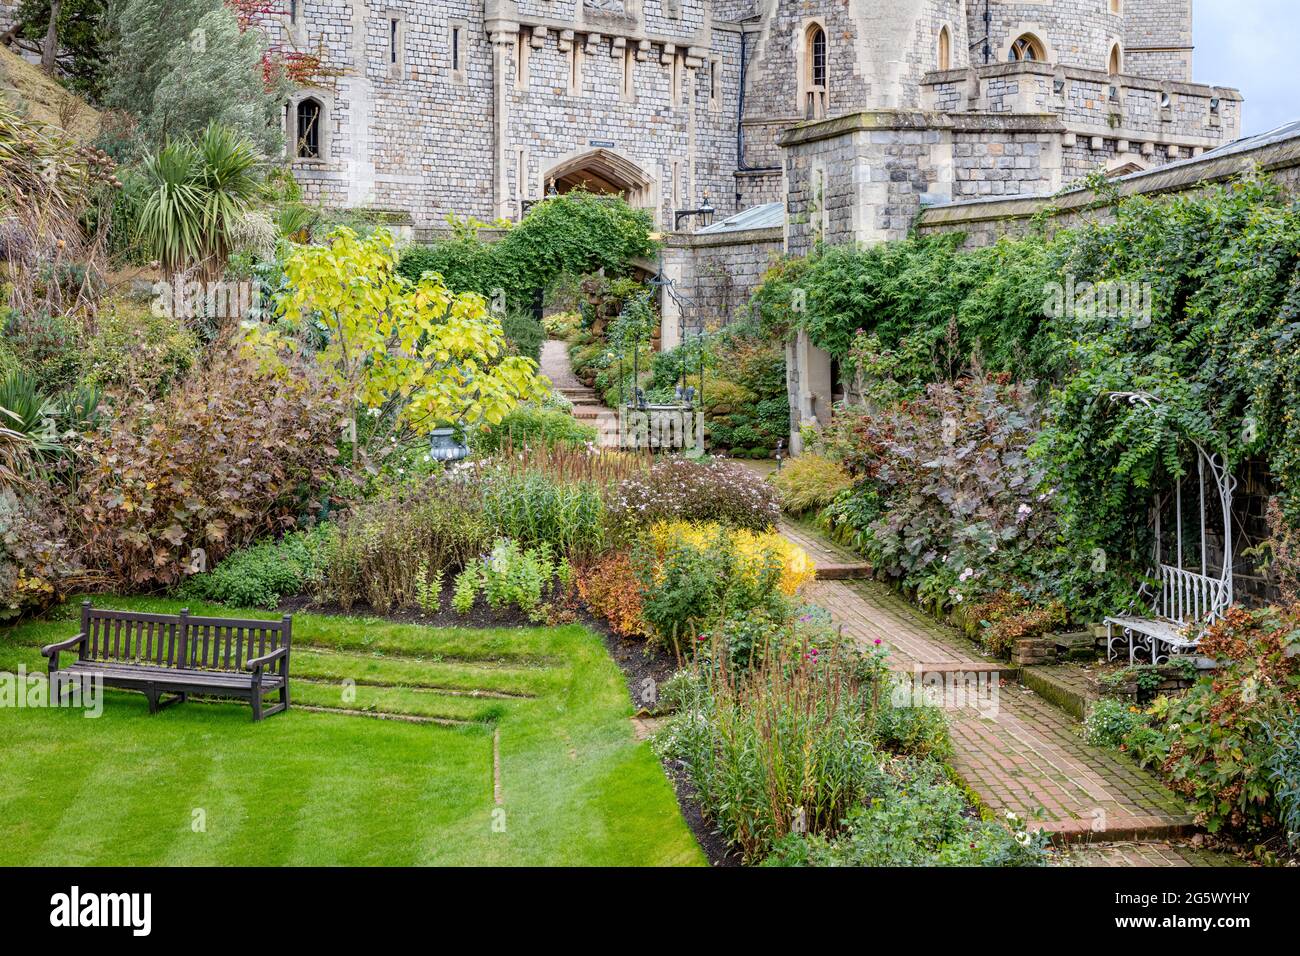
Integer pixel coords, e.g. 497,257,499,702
133,122,263,281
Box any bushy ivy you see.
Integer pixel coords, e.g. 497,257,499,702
756,170,1300,596
396,191,657,308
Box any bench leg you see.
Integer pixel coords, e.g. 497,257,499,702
145,688,160,715
251,691,264,722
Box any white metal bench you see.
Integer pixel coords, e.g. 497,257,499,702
1105,564,1231,665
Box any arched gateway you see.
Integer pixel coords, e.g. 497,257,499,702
542,148,656,209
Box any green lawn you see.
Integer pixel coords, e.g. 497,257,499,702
0,597,703,866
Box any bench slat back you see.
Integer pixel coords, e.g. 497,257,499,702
79,604,291,674
1154,564,1231,627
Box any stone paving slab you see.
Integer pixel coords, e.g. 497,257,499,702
1053,841,1246,867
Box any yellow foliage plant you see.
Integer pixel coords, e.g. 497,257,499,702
245,227,547,437
647,520,815,596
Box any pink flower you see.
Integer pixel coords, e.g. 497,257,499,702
874,638,882,646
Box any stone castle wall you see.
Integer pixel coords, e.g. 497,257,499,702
660,225,783,335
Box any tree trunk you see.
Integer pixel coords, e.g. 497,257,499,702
41,0,63,75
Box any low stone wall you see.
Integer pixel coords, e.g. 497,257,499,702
916,128,1300,247
922,61,1242,182
659,225,784,343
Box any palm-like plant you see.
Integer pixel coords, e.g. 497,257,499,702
194,123,263,273
0,422,36,492
134,139,204,278
133,123,263,280
0,373,60,459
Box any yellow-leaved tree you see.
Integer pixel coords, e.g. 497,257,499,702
248,227,546,447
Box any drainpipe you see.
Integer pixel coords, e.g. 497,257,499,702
983,0,991,64
736,29,781,183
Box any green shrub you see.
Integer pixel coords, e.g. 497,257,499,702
765,761,1050,867
81,297,198,397
501,307,545,363
1268,719,1300,849
653,640,884,861
395,192,657,309
636,527,788,653
180,524,337,609
474,407,596,454
480,467,605,558
873,703,953,761
325,474,488,612
1083,697,1150,749
1125,606,1300,840
770,453,853,515
1,310,82,392
451,537,571,621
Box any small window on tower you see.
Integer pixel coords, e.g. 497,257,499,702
622,48,636,102
516,32,530,90
569,41,583,95
708,55,722,111
388,18,403,73
803,24,827,119
450,22,467,81
938,26,951,70
295,97,323,160
1008,34,1046,62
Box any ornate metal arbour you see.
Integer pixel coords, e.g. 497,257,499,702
1103,392,1237,665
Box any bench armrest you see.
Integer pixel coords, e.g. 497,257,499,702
41,633,86,670
245,645,289,673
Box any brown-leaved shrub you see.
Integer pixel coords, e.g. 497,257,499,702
74,348,344,588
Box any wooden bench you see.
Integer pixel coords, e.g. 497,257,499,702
1105,563,1229,666
42,602,292,721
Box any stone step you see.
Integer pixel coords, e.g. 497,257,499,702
814,563,873,580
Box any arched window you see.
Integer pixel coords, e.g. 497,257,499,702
1008,34,1046,62
938,26,951,70
1109,0,1122,14
295,98,322,160
804,24,827,119
1108,43,1122,76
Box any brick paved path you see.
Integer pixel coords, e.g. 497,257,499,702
776,517,1219,858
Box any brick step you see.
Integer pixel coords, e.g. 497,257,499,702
1037,816,1198,844
904,662,1019,677
1017,665,1097,721
814,563,873,580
